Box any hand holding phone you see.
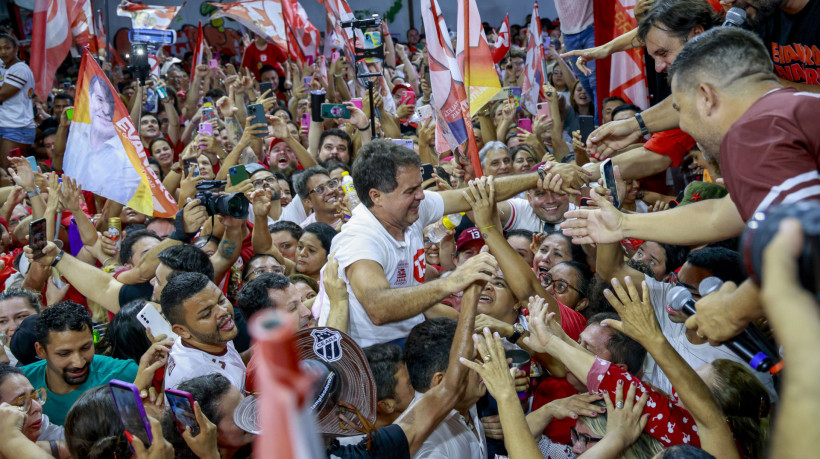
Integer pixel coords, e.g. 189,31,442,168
137,304,179,341
165,389,201,435
517,119,532,132
109,380,153,449
259,81,273,97
600,158,620,209
229,164,249,186
29,218,47,259
183,158,200,177
579,115,595,144
246,104,267,137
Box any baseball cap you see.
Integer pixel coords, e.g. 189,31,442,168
456,227,485,253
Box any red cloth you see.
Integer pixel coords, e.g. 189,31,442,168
531,377,578,445
587,357,700,447
557,301,586,342
241,222,255,263
643,129,697,168
240,42,286,81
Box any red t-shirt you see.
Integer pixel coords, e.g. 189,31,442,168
643,129,697,168
241,42,287,80
720,87,820,221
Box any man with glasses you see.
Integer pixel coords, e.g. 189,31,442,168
248,165,284,226
242,254,287,283
595,240,777,398
289,166,343,229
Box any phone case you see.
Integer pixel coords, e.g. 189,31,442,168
517,119,532,132
599,159,620,208
229,165,249,186
137,303,179,341
165,389,200,435
247,104,267,137
198,123,213,136
321,104,351,119
350,98,363,110
300,113,311,128
29,218,47,259
109,380,153,448
25,156,38,172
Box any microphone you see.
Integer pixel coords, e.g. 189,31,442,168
666,283,782,374
723,7,747,27
698,276,723,296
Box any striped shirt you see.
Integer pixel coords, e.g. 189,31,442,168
0,62,35,129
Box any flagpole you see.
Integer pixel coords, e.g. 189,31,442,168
463,0,470,115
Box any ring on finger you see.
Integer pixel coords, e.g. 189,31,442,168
615,401,624,409
483,354,492,362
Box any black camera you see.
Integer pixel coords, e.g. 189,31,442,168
129,42,151,84
194,180,250,219
741,201,820,299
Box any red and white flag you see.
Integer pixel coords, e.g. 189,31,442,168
594,0,649,110
94,9,107,59
281,0,320,64
422,0,482,177
492,15,510,64
521,2,545,115
116,0,183,30
31,0,85,100
71,0,98,55
210,1,288,55
189,22,204,82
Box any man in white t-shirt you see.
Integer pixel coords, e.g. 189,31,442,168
161,272,246,390
499,189,578,234
315,139,575,346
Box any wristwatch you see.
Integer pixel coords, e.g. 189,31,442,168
507,323,525,344
25,187,40,198
51,250,65,267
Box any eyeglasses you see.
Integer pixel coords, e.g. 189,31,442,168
570,427,601,447
9,387,47,413
245,265,286,280
252,177,277,188
668,271,700,298
543,273,582,295
308,178,340,196
423,239,439,247
553,68,562,74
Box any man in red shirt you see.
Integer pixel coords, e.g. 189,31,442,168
240,34,286,81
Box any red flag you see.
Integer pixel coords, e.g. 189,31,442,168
31,0,84,99
190,22,204,82
281,0,320,64
71,0,98,55
95,9,107,59
492,15,510,64
593,0,649,112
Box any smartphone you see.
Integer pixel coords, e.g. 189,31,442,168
155,84,167,100
29,218,47,259
25,156,38,172
201,106,215,122
9,148,21,158
390,138,415,150
229,164,249,186
109,380,152,449
600,158,620,209
63,81,71,90
400,90,415,107
414,104,433,122
303,76,312,87
165,389,200,436
420,163,435,182
580,197,594,207
259,81,273,96
300,113,310,129
136,303,179,341
209,59,219,69
198,123,213,136
579,115,595,143
202,96,213,105
64,107,74,120
246,104,267,137
183,157,200,177
350,98,363,110
536,102,551,119
517,119,532,132
321,103,351,119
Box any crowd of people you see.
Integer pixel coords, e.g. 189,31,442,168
0,0,818,456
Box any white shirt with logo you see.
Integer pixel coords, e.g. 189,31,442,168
317,191,444,346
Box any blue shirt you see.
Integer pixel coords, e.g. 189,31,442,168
22,355,139,425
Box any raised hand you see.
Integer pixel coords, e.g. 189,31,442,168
459,328,517,400
600,379,650,453
560,45,611,76
560,188,626,245
250,188,273,218
587,118,643,160
445,252,498,293
462,176,497,230
600,276,664,346
521,296,559,353
181,401,219,459
59,175,84,213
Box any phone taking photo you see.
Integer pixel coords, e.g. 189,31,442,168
259,81,273,97
109,380,153,450
183,157,200,177
600,158,620,209
229,164,249,186
246,104,267,137
517,119,532,132
579,115,595,144
165,389,200,435
29,218,47,259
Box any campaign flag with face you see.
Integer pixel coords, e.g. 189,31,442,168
422,0,482,176
492,15,511,64
521,2,545,115
116,0,183,29
210,0,288,54
457,0,502,117
64,50,178,218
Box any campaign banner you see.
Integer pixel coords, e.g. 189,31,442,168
64,49,178,218
457,0,502,117
116,0,183,29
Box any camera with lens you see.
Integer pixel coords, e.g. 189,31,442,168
741,201,820,300
128,42,151,85
194,180,250,219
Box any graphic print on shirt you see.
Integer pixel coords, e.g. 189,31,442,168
395,260,410,286
771,42,820,84
413,248,426,283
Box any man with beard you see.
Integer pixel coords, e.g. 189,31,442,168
562,28,820,345
21,302,141,424
267,138,298,177
162,272,246,390
287,166,343,228
628,240,688,282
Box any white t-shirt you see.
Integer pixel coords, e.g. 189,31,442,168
277,194,308,225
641,275,776,400
502,198,578,233
0,62,35,129
316,191,444,346
164,338,246,391
400,392,486,459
